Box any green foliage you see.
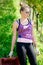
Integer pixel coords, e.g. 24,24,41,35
0,0,20,57
26,0,43,23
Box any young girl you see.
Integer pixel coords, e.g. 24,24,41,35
9,2,38,65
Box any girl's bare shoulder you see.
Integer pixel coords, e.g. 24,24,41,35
13,19,19,29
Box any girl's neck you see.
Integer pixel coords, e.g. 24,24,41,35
20,17,27,22
20,17,28,25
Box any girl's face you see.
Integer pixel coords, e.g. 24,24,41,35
21,8,30,19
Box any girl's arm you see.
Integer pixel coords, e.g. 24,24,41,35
32,21,37,48
11,21,18,51
9,21,18,57
32,21,40,55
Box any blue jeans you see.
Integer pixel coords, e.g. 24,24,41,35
16,42,37,65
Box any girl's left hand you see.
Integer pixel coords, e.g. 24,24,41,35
35,47,40,55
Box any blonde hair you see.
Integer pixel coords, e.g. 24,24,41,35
19,2,31,13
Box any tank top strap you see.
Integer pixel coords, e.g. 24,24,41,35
27,18,32,25
16,19,20,25
16,19,20,31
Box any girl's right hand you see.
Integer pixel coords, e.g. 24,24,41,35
9,51,13,58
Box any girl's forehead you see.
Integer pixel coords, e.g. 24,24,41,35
25,7,30,12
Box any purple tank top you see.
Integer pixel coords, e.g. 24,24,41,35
17,19,33,40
